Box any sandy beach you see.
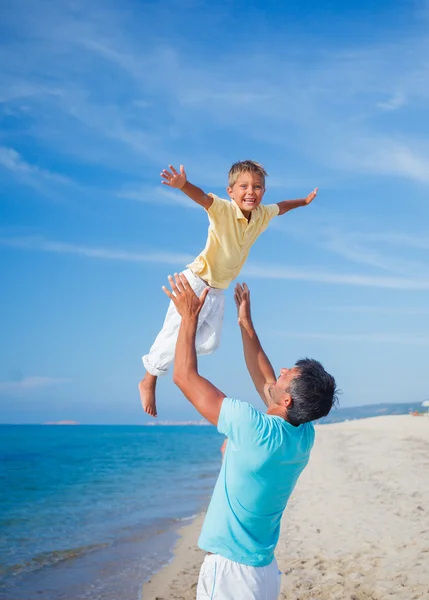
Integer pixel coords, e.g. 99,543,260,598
142,414,429,600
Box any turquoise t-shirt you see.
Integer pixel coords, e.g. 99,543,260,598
198,397,315,567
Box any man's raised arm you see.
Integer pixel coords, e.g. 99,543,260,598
234,284,276,406
162,273,226,425
161,164,213,210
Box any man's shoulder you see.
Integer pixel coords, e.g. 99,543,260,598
221,397,260,417
218,398,264,436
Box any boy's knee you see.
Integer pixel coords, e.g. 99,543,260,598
198,332,220,355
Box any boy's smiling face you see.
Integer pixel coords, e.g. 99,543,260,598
227,172,265,218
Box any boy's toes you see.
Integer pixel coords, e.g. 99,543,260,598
143,404,157,418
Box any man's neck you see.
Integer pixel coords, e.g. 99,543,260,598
266,405,289,421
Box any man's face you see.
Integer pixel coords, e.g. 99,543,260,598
227,172,265,215
268,367,300,406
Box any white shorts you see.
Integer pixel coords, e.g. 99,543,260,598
196,554,281,600
143,269,225,377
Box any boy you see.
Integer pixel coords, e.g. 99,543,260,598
139,160,317,417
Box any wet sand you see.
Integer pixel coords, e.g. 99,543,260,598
142,415,429,600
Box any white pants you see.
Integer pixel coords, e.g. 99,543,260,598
196,554,281,600
143,269,225,377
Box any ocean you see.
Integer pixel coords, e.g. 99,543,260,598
1,402,419,599
0,425,223,600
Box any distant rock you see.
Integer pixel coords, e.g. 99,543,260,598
143,419,211,426
44,420,79,425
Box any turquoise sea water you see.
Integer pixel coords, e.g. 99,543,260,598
0,425,223,599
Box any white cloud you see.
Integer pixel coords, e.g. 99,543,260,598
321,305,429,315
270,217,429,279
271,331,429,344
2,235,429,290
322,229,429,278
3,0,429,189
0,376,71,394
0,236,194,266
377,91,406,111
0,146,72,185
117,186,199,209
348,140,429,184
243,262,429,290
362,231,429,251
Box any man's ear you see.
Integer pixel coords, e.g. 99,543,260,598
283,393,293,409
226,186,233,199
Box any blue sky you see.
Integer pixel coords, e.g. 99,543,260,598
1,0,429,424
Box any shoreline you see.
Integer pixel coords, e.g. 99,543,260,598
141,415,429,600
142,512,207,599
0,425,222,600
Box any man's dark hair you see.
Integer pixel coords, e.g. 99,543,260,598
287,358,338,426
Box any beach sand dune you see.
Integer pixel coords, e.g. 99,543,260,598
142,415,429,600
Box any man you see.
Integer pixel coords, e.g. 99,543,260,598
162,273,338,600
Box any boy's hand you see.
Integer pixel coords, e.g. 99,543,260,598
304,187,318,205
162,273,209,320
234,283,252,327
161,164,187,189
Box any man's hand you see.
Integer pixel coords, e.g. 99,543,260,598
162,273,209,320
161,165,187,190
234,283,252,328
304,187,318,205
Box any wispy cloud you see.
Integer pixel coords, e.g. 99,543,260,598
0,146,72,185
270,331,429,344
321,229,429,278
117,186,199,209
271,217,429,279
0,376,71,394
0,146,76,203
0,236,194,265
243,262,429,290
321,305,429,315
377,91,406,111
2,235,429,290
2,0,429,188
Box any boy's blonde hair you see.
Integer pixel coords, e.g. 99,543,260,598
228,160,268,187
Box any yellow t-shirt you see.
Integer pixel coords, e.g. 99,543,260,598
187,194,280,289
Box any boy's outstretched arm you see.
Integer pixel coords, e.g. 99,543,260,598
277,187,318,216
161,164,213,210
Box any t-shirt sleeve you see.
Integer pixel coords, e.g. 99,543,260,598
264,203,280,221
254,203,280,236
206,194,228,219
218,397,268,448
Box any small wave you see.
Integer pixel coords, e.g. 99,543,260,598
176,513,198,522
0,541,111,579
197,472,217,480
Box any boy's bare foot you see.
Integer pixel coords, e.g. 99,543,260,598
139,374,158,418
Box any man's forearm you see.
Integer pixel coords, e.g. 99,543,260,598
174,317,199,381
173,315,226,426
240,318,276,405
